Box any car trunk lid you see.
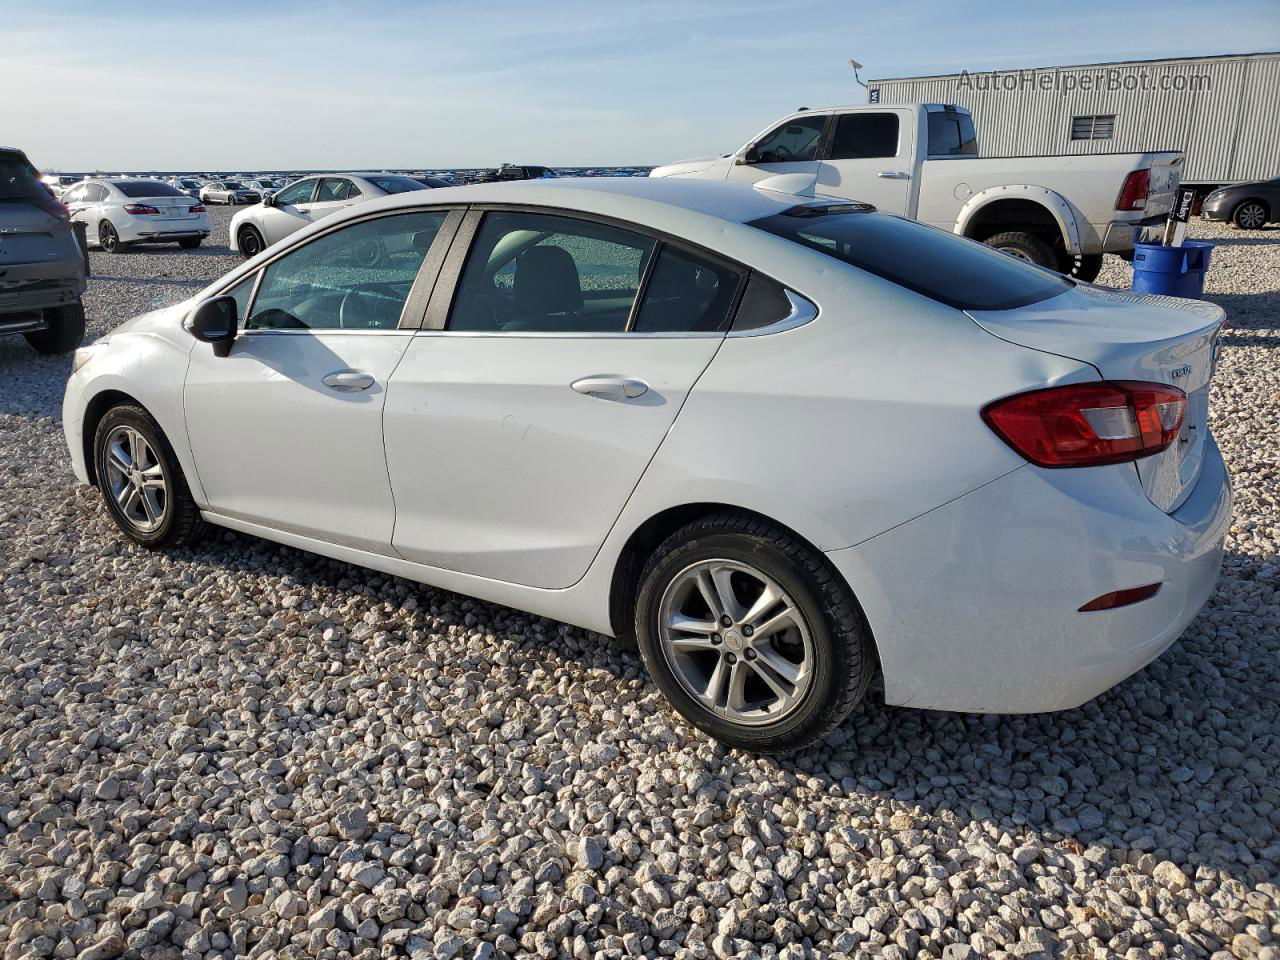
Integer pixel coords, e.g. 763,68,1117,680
0,204,70,264
968,283,1224,513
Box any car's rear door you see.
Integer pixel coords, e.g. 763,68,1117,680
384,207,746,589
815,108,916,214
183,207,458,552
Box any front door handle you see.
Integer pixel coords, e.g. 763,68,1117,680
877,170,910,179
322,369,375,391
571,376,649,400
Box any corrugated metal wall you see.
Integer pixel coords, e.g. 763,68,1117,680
870,54,1279,184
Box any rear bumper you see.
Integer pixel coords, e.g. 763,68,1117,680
827,437,1231,714
0,259,86,319
117,216,210,243
1100,214,1169,253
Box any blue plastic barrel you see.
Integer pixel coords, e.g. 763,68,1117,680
1131,240,1215,299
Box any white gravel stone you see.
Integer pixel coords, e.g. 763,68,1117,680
0,211,1277,957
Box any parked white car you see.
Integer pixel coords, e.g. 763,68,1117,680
228,173,436,257
168,177,204,199
63,178,1229,752
62,178,209,253
244,178,282,197
199,181,259,205
650,103,1185,281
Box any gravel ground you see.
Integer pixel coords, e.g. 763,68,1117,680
1,210,1277,960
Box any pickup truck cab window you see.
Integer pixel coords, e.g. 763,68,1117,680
829,113,900,160
751,115,827,163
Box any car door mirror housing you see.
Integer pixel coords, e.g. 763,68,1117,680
738,146,758,166
262,192,276,207
186,296,238,357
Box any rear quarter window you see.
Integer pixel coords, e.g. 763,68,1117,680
748,209,1071,311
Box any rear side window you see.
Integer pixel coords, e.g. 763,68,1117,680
369,176,428,195
828,114,900,160
631,246,743,333
927,111,977,157
749,209,1071,311
316,179,353,202
115,180,186,198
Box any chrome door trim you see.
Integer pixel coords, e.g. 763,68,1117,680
726,289,818,338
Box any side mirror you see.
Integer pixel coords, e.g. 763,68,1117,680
186,296,238,357
262,192,276,207
737,146,758,166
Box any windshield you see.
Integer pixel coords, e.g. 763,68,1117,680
369,175,429,195
223,181,244,189
749,207,1071,311
115,180,186,198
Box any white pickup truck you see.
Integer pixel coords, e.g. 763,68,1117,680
649,103,1184,281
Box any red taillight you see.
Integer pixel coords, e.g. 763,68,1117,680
190,204,206,214
982,381,1186,468
1079,583,1162,612
123,203,161,215
1115,169,1150,211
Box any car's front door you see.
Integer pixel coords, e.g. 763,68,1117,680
725,113,830,188
815,109,916,214
183,208,454,552
258,178,319,245
384,209,746,589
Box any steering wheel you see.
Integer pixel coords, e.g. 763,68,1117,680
338,282,405,329
770,144,795,162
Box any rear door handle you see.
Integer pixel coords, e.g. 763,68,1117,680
322,369,375,391
571,376,649,400
877,170,910,179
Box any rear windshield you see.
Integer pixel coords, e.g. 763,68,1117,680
0,154,42,202
116,180,185,197
369,175,429,195
748,208,1071,311
223,181,244,189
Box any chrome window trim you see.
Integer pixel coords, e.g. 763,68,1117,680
726,289,818,338
412,329,724,340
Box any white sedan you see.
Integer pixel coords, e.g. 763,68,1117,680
228,172,435,258
61,178,209,252
63,178,1230,752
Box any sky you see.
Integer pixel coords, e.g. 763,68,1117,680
4,0,1278,171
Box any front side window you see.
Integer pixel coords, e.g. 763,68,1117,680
749,208,1071,311
245,211,447,331
274,179,316,206
449,212,654,333
829,113,900,160
316,178,353,202
631,246,743,333
752,115,827,164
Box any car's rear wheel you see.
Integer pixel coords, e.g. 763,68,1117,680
634,512,876,753
24,302,86,354
1232,200,1268,230
99,220,125,254
179,238,201,250
93,405,206,548
238,225,265,259
984,231,1058,269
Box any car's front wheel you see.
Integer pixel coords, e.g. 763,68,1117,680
238,225,265,259
635,513,876,753
1232,200,1268,230
93,405,205,548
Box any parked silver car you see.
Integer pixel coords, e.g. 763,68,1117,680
200,181,259,205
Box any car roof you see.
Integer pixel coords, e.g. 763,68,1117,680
363,176,826,226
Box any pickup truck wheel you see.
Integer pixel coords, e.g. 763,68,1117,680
984,231,1057,269
24,302,86,354
1059,252,1104,283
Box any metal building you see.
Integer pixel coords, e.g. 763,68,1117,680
869,52,1280,187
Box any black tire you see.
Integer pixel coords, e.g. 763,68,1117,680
24,302,86,354
634,512,876,753
1058,252,1104,283
93,404,206,549
178,238,202,250
1232,200,1269,230
99,220,125,254
984,231,1058,269
238,226,265,259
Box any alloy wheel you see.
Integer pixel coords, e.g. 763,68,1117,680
103,425,167,532
100,222,119,253
1236,202,1266,229
658,559,815,726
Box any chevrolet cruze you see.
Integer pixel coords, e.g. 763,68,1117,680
63,178,1230,752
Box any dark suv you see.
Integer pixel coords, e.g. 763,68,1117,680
1,146,88,353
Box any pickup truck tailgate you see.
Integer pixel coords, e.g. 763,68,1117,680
968,283,1224,513
1142,152,1184,218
